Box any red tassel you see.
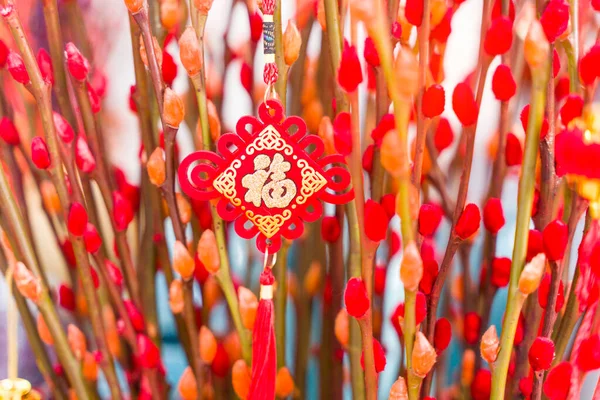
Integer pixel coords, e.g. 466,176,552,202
248,268,277,400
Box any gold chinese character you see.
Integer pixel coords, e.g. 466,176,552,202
242,154,297,208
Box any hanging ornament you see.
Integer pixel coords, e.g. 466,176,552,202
178,99,353,252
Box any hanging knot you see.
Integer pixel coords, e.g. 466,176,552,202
263,63,279,85
261,0,275,14
260,268,275,286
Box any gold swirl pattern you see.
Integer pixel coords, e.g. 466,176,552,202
245,209,292,238
213,159,242,206
295,159,327,205
246,125,294,156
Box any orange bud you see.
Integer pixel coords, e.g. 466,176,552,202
197,229,220,274
169,279,185,314
203,275,221,311
37,314,54,345
176,193,192,225
193,0,214,14
13,261,41,302
124,0,145,13
302,99,324,133
160,0,179,30
179,27,202,77
275,367,295,397
334,309,349,347
232,359,251,400
103,307,121,357
316,0,326,30
40,181,61,216
163,88,185,128
451,273,464,301
283,21,301,66
178,366,198,400
68,324,87,360
480,325,500,364
139,35,163,69
412,332,437,377
381,130,409,178
304,261,322,296
461,349,475,386
430,0,447,26
318,116,336,155
199,326,217,363
76,290,89,316
173,240,195,280
400,241,423,292
223,331,242,362
238,286,258,330
524,20,550,71
388,376,408,400
147,147,166,186
82,352,98,381
207,100,221,142
519,253,546,294
394,46,419,97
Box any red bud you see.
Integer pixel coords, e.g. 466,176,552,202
83,223,102,253
338,44,363,93
240,62,252,94
576,334,600,371
31,137,51,169
405,0,424,26
211,344,230,377
418,203,444,236
455,203,481,239
579,45,600,86
452,83,478,126
321,216,341,243
555,76,570,101
543,362,572,400
491,64,516,101
90,267,100,288
528,336,555,371
360,338,386,372
344,277,370,318
433,317,452,353
7,52,30,84
68,202,88,237
125,300,145,332
553,48,560,78
105,260,124,289
491,257,511,287
391,22,403,39
65,42,90,81
0,40,8,68
363,37,380,67
559,94,583,126
75,136,96,173
53,112,75,143
396,292,428,325
483,198,505,234
333,112,352,156
37,48,54,86
162,50,178,86
542,219,568,260
470,369,491,400
505,133,523,166
430,10,452,43
520,104,549,139
434,117,454,153
87,83,101,114
463,312,481,345
0,117,20,146
374,265,386,296
58,284,76,311
362,144,374,173
491,0,515,21
112,191,134,231
419,259,438,294
527,229,544,262
364,199,388,242
538,273,564,311
540,0,569,43
371,113,395,146
249,12,262,42
484,17,513,56
422,85,445,118
137,334,161,368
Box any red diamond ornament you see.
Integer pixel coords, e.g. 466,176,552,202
179,100,354,252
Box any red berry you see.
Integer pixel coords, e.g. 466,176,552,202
527,229,544,262
491,0,515,21
363,37,380,67
471,369,492,400
463,312,481,345
543,362,572,400
87,83,101,113
555,76,570,101
137,334,160,369
405,0,424,26
0,117,20,146
380,194,396,220
484,17,513,56
455,203,480,240
58,284,76,311
491,257,511,287
105,260,124,289
333,112,352,156
578,45,600,86
338,44,363,92
491,64,516,101
418,203,444,237
321,216,341,243
434,117,454,152
125,300,145,332
374,265,386,296
162,50,177,86
83,223,102,253
419,259,438,294
75,136,96,173
362,144,374,173
65,42,90,81
68,202,88,237
31,137,51,169
249,11,262,42
37,48,54,86
7,52,30,84
364,200,388,242
519,377,533,397
360,338,386,373
542,219,568,261
529,336,555,371
483,198,505,234
559,94,583,126
576,334,600,371
112,191,134,232
540,0,569,43
53,112,75,143
433,317,452,353
211,344,230,377
344,277,370,318
452,83,478,126
505,133,523,166
422,84,445,118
